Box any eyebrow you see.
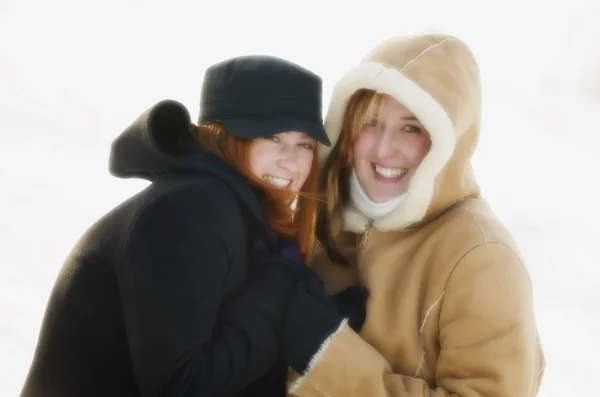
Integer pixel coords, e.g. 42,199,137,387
371,115,420,123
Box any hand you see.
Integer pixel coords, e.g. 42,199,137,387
222,239,314,332
331,285,369,333
222,245,298,330
279,237,369,332
280,276,344,374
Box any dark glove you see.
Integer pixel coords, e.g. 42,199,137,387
280,275,344,374
221,238,313,331
331,285,369,333
222,244,298,330
216,247,301,385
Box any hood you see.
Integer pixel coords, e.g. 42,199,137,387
323,34,482,232
109,99,276,246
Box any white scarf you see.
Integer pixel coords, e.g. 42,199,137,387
349,169,405,220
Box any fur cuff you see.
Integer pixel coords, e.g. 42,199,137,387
288,318,349,394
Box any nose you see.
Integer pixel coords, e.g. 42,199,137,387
375,128,397,159
277,143,300,175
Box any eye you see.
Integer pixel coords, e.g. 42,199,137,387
402,124,421,134
265,135,280,142
299,142,316,151
365,117,379,128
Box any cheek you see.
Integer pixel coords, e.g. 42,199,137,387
352,133,373,163
298,152,314,183
416,137,432,163
403,136,431,165
248,143,268,176
352,134,375,183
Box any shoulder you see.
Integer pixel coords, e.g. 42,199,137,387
439,242,535,334
434,197,522,256
132,176,245,235
439,200,533,292
420,197,532,288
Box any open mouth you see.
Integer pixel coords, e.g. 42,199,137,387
263,175,293,189
372,163,409,180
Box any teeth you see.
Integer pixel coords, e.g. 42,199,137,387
263,175,291,187
374,165,408,179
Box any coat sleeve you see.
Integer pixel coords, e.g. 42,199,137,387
287,243,545,397
117,181,284,397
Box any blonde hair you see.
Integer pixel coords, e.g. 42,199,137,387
316,89,384,265
193,122,319,262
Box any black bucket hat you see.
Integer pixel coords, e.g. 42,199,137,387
198,55,330,146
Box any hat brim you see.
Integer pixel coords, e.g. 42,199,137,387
219,118,331,146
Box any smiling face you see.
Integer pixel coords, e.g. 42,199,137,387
352,95,432,203
248,131,316,193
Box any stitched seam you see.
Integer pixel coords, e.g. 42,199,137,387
437,242,530,342
457,203,488,244
538,362,545,375
306,378,333,397
400,38,452,73
535,358,546,397
437,242,488,342
414,291,445,377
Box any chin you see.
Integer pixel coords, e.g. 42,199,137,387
373,195,395,203
368,188,404,203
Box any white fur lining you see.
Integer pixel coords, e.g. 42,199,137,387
343,205,371,233
323,61,456,232
288,318,349,394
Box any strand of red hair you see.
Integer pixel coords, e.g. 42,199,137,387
193,122,320,262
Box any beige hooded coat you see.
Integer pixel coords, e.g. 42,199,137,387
287,34,545,397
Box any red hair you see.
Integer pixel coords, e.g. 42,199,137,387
193,122,319,262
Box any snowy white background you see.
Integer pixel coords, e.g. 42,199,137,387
1,0,599,396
